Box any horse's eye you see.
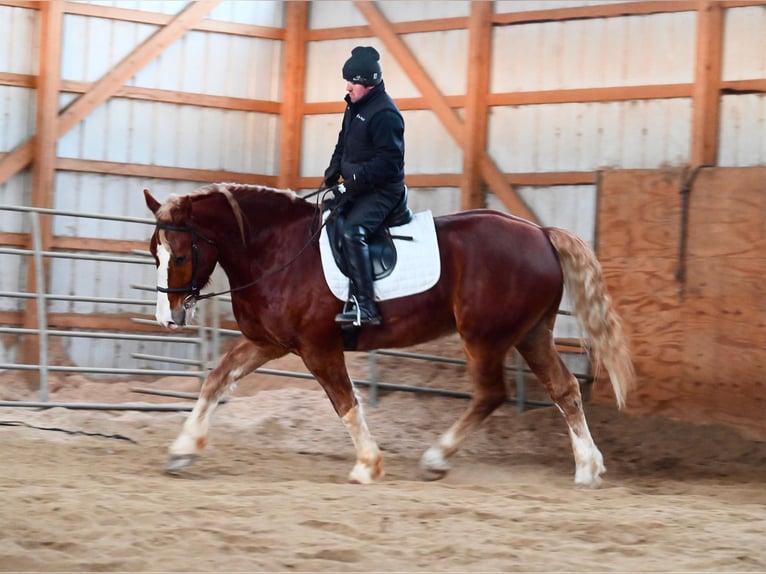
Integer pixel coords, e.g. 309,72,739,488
174,255,187,265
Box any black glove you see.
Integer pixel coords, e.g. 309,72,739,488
341,173,361,196
323,164,341,188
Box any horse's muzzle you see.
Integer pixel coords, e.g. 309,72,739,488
170,305,187,328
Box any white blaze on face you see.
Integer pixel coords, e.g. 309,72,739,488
155,241,174,327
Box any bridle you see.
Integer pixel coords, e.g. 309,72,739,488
155,222,215,308
153,187,342,310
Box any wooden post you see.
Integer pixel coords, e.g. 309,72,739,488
278,1,308,191
19,1,64,378
690,0,723,167
461,1,493,210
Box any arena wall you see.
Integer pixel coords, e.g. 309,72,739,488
596,167,765,440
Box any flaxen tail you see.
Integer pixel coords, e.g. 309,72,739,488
545,227,635,408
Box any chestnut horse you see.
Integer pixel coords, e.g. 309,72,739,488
143,183,633,486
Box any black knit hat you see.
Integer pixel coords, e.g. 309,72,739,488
342,46,382,86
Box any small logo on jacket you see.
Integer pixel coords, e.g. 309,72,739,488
355,113,366,122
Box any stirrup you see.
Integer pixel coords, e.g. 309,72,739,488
335,295,381,327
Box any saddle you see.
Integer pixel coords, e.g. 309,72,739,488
325,189,413,280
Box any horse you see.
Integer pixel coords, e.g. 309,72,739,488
143,183,634,486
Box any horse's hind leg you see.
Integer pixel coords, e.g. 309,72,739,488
420,344,507,480
167,337,286,474
516,318,605,487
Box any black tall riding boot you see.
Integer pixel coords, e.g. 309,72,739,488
335,226,381,326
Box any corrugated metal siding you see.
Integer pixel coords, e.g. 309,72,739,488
489,100,692,172
494,1,631,11
0,5,37,236
719,94,766,166
722,6,766,81
718,6,766,165
492,12,696,91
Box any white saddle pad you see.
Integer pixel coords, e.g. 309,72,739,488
319,210,441,302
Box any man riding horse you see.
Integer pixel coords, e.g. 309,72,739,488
322,46,410,326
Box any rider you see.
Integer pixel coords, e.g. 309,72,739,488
322,46,409,327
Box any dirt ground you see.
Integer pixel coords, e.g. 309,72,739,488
1,348,765,573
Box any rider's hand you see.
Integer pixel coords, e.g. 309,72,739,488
342,173,361,195
323,165,341,188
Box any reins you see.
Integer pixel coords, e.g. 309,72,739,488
156,186,344,310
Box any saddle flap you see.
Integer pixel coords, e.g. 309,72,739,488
326,211,398,281
319,210,441,303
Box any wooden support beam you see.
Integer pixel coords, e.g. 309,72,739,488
691,0,724,167
55,157,275,186
20,1,64,378
278,2,308,190
461,1,493,210
30,1,61,211
0,0,222,186
353,1,537,222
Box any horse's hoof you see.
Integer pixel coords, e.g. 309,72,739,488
166,454,197,475
348,461,382,484
420,467,449,482
420,447,450,481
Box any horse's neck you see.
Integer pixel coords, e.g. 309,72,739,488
214,206,314,286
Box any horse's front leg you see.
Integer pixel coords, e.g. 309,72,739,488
166,337,286,474
301,349,384,484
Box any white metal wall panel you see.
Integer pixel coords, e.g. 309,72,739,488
489,100,692,172
0,5,37,74
0,87,36,153
301,114,339,177
401,30,468,96
0,84,35,235
73,1,187,15
718,7,766,166
377,1,470,22
402,110,463,173
306,39,420,100
719,94,766,167
61,15,155,83
309,1,367,29
131,32,282,99
722,6,766,81
57,98,278,174
494,1,632,11
207,1,283,27
406,187,461,217
492,12,695,92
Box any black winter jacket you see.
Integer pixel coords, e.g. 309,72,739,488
326,81,405,196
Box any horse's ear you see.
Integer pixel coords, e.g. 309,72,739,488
144,189,161,215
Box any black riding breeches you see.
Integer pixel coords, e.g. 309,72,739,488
341,189,404,238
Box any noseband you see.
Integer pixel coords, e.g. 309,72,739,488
155,223,215,308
